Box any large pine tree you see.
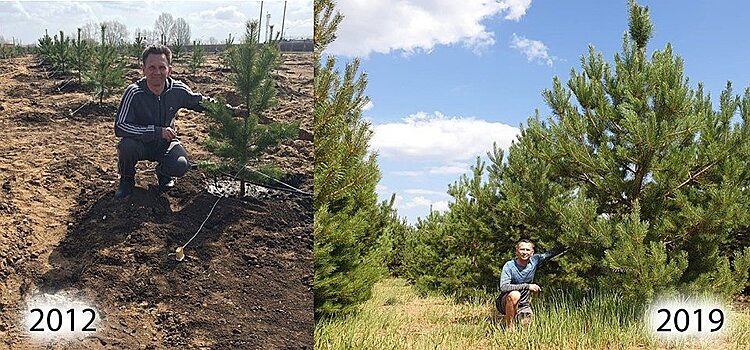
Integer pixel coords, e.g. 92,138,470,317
402,0,750,301
314,0,388,317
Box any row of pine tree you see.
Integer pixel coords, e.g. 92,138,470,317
28,20,297,195
314,0,750,320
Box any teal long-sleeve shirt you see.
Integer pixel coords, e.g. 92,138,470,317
498,246,566,292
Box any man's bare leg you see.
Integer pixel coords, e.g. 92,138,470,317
504,291,521,331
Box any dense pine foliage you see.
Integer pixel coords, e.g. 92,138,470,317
396,0,750,302
313,0,396,318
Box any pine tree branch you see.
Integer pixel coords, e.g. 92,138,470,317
328,169,376,204
663,161,717,199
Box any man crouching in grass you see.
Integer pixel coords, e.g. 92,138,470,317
496,239,567,331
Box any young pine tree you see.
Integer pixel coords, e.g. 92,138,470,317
202,20,298,197
71,28,91,85
51,30,72,75
398,147,512,299
314,0,387,318
188,40,204,74
37,30,53,66
86,24,125,105
131,32,145,60
220,33,234,70
172,37,184,62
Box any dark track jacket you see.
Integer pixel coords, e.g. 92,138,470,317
114,77,213,142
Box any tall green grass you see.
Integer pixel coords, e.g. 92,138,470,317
315,278,750,350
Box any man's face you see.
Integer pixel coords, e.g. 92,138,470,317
515,242,534,262
143,53,171,86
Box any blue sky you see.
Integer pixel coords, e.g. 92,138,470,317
325,0,750,223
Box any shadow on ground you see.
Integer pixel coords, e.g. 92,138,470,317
35,171,313,349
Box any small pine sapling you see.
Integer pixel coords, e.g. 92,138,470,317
37,30,53,65
51,30,72,75
203,20,299,197
71,28,92,85
188,40,204,74
172,38,184,62
132,32,145,60
86,24,125,105
220,33,234,70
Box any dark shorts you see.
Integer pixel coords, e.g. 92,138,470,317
496,291,533,316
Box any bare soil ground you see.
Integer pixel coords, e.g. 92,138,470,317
0,53,313,349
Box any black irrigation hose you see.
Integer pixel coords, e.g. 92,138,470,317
245,167,312,196
216,169,312,196
178,163,248,257
177,164,309,261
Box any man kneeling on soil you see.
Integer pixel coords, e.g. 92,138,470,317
496,239,566,330
114,44,242,199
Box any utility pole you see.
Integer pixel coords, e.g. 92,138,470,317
280,1,287,41
257,1,263,42
265,12,271,43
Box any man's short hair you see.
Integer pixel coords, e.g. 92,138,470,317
516,238,535,249
142,44,172,65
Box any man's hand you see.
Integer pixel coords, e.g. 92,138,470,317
529,284,541,292
161,127,177,141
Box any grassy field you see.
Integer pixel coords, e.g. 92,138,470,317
315,278,750,350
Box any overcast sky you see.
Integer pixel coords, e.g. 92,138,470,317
0,0,312,45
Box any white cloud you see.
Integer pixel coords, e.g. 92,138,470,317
428,162,470,175
391,170,423,177
198,6,247,22
409,196,432,208
376,184,388,192
404,189,449,197
362,100,374,111
327,0,533,57
431,200,450,212
9,1,31,19
499,0,532,21
393,194,405,208
396,195,451,212
372,111,520,160
510,33,554,66
51,2,95,17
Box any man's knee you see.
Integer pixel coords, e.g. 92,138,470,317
118,138,142,159
507,291,521,305
174,156,191,176
161,156,190,177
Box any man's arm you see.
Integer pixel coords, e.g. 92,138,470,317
538,246,568,263
174,80,216,113
175,80,243,115
498,263,528,292
114,85,160,142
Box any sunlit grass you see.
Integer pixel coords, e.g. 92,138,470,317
315,278,750,350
